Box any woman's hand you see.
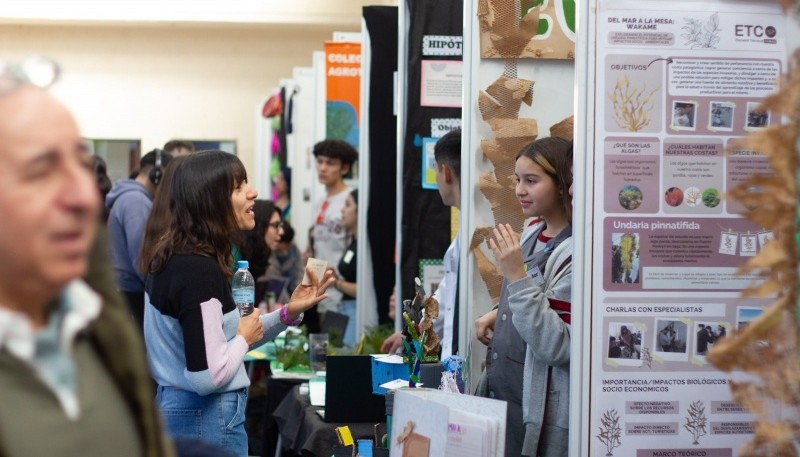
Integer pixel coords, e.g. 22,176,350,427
474,309,498,346
285,268,335,319
488,223,526,282
237,311,264,346
380,331,404,354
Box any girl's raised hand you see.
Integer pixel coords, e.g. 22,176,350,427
488,223,526,282
285,268,335,319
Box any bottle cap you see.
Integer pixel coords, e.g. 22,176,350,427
236,260,249,269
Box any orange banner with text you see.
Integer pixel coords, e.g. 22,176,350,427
324,41,361,148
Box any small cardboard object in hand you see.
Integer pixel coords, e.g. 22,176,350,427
302,257,328,285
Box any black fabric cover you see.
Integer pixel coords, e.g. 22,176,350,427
400,0,463,302
277,86,288,165
364,6,399,324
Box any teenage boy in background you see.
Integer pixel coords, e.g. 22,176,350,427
311,139,358,316
382,129,462,358
107,148,172,331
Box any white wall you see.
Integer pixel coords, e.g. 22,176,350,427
0,0,395,27
0,24,340,184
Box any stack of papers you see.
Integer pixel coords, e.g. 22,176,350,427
445,409,500,457
391,388,507,457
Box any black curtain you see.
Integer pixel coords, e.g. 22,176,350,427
277,86,288,166
365,6,399,324
400,0,463,302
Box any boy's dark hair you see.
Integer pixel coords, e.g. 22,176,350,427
163,140,195,154
312,139,358,166
279,222,296,244
434,129,461,180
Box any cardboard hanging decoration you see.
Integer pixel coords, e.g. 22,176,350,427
479,76,534,121
479,0,576,59
478,0,540,59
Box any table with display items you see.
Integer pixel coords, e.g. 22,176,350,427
272,385,385,457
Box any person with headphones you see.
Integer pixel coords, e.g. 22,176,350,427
107,148,172,332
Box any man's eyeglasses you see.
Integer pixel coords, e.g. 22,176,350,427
268,221,284,230
0,56,61,94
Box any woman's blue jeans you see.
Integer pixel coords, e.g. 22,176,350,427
156,385,248,456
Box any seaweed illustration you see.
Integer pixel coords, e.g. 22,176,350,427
722,234,735,252
641,347,653,368
682,13,721,49
597,409,622,456
609,75,658,132
684,400,708,445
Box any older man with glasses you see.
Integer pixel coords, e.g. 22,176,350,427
0,57,175,457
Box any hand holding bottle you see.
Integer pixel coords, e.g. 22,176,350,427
237,310,263,346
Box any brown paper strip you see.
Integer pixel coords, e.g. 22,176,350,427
549,115,574,140
470,229,504,304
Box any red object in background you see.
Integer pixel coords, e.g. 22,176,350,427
262,93,282,118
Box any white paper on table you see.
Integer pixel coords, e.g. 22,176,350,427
309,379,326,407
380,379,412,390
373,354,405,364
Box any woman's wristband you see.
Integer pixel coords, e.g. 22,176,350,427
280,306,304,326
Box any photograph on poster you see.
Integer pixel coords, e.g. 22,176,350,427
607,322,644,366
671,101,697,130
611,233,640,284
709,102,734,130
701,188,721,208
618,185,643,211
654,319,688,362
737,306,763,330
693,321,728,360
745,102,770,129
664,186,684,207
683,186,702,207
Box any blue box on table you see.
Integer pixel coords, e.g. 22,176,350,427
371,355,409,395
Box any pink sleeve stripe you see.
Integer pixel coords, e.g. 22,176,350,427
199,298,248,387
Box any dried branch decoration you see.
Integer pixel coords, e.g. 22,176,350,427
706,35,800,457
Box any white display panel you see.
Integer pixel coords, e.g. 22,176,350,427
578,2,787,456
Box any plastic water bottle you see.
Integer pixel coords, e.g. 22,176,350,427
232,260,255,316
